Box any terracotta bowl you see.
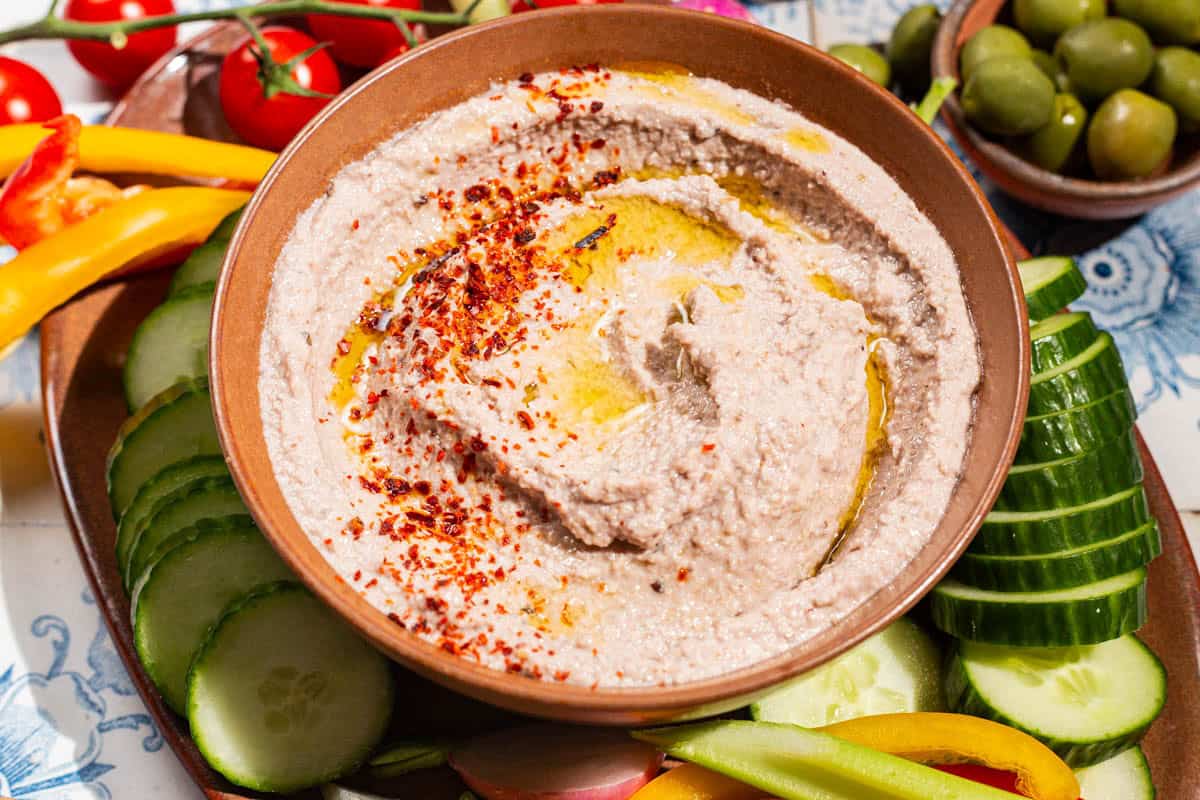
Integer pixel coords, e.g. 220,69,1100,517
934,0,1200,220
211,5,1029,725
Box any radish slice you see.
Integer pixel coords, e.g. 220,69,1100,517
671,0,758,23
449,725,663,800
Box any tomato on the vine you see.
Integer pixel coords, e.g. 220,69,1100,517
219,26,343,152
306,0,423,69
0,57,63,124
64,0,177,91
510,0,622,12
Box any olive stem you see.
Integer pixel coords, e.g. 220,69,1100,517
0,0,473,47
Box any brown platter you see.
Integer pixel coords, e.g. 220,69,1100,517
35,15,1200,800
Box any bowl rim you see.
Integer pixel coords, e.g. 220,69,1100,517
211,4,1029,720
934,0,1200,201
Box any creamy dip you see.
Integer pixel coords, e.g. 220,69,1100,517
259,65,980,687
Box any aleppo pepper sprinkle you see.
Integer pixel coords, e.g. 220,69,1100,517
328,67,632,674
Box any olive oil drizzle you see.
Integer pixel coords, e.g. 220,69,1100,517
327,138,888,555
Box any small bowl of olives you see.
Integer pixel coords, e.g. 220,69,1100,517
932,0,1200,219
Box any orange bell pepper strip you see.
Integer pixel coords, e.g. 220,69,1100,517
0,120,275,185
630,763,772,800
819,713,1079,800
0,185,250,354
0,115,149,249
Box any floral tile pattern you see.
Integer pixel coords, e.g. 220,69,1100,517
0,0,1198,796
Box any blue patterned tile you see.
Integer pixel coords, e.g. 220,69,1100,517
0,592,164,800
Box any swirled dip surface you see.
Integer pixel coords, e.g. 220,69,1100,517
260,66,980,687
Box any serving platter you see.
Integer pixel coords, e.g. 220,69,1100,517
36,15,1200,800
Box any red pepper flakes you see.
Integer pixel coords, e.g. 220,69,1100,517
593,168,621,188
677,567,691,582
516,410,535,430
590,100,604,113
702,443,716,452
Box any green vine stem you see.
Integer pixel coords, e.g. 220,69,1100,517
0,0,475,47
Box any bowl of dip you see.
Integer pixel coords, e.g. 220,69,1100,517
211,5,1030,724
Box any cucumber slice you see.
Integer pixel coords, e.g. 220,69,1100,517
1028,333,1128,416
106,377,221,519
1019,257,1087,322
187,582,394,793
1075,747,1156,800
132,517,292,713
115,455,229,587
749,618,944,726
995,431,1143,510
1030,311,1099,374
123,283,215,412
952,522,1161,592
930,568,1147,646
946,636,1165,768
125,476,248,591
169,208,243,297
1017,389,1137,464
974,486,1152,556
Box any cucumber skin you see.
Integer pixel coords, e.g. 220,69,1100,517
952,523,1161,592
930,573,1147,647
131,516,281,713
974,487,1153,556
122,282,215,413
187,581,394,793
945,643,1164,768
114,455,229,586
1076,748,1156,800
124,475,247,592
1028,334,1128,415
1030,313,1099,374
1023,260,1087,322
1016,389,1137,464
106,377,221,519
995,432,1143,511
168,207,243,297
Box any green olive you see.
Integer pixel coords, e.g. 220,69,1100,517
1111,0,1200,45
829,44,892,88
1151,47,1200,129
962,56,1057,136
1087,89,1178,179
1013,0,1105,46
960,25,1033,83
1020,93,1089,172
1032,49,1059,81
887,4,942,92
1032,48,1074,92
1055,19,1155,104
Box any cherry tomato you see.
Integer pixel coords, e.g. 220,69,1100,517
219,26,343,151
511,0,622,12
306,0,423,68
65,0,177,91
0,57,63,124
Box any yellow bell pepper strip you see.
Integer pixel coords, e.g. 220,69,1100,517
630,763,771,800
634,720,1027,800
0,122,275,184
0,186,249,354
819,713,1079,800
